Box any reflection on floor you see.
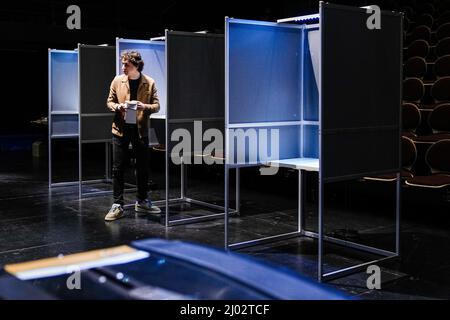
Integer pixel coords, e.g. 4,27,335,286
1,150,450,299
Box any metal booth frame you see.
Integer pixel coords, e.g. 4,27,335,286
116,35,238,226
162,30,239,227
223,3,403,282
48,46,135,198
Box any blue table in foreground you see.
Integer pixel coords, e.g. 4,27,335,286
0,239,348,300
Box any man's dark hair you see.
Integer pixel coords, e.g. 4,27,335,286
121,50,144,72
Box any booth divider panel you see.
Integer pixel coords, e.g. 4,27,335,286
304,30,319,122
322,129,399,179
303,125,319,158
81,115,114,142
321,4,402,180
228,22,303,124
51,52,78,112
79,45,116,116
227,125,301,165
168,120,224,157
167,32,224,121
51,114,79,136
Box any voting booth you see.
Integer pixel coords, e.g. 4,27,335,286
78,44,116,198
163,30,235,226
114,38,168,205
224,3,403,281
117,33,232,226
48,49,79,187
48,45,117,198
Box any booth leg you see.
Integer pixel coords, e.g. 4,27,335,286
318,174,324,282
181,157,185,200
225,165,230,250
105,142,110,180
78,138,82,199
235,167,240,215
165,148,169,228
48,136,52,188
298,170,304,234
396,173,401,256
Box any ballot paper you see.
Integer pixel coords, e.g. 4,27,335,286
125,101,137,124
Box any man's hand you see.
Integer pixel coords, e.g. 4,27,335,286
136,101,147,111
117,103,127,112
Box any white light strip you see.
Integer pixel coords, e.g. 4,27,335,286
229,18,303,29
277,13,319,23
150,114,167,119
13,251,150,281
118,38,164,45
228,121,303,129
150,36,166,41
49,49,77,54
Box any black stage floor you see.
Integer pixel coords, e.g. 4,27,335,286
1,150,450,300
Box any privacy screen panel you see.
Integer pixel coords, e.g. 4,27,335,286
167,32,224,120
50,51,78,112
321,3,402,181
322,129,399,178
117,40,166,117
79,45,116,115
51,114,79,136
168,120,225,158
227,125,301,165
80,115,113,142
303,125,319,158
228,21,303,124
304,30,320,122
167,122,301,166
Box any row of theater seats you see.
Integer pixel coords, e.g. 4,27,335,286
404,55,450,80
400,0,450,34
363,1,450,192
401,1,450,145
402,102,450,141
403,76,450,110
405,16,450,47
406,38,450,62
365,137,450,189
402,137,450,189
402,0,450,60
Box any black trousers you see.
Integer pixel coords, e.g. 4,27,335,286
112,125,149,206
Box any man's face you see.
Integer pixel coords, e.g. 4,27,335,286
121,59,137,75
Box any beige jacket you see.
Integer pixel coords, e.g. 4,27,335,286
106,74,160,138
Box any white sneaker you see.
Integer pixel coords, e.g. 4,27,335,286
135,200,161,214
105,204,124,221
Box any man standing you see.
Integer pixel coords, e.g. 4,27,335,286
105,50,161,221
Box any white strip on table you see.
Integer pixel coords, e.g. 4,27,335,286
150,114,166,119
267,158,319,172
